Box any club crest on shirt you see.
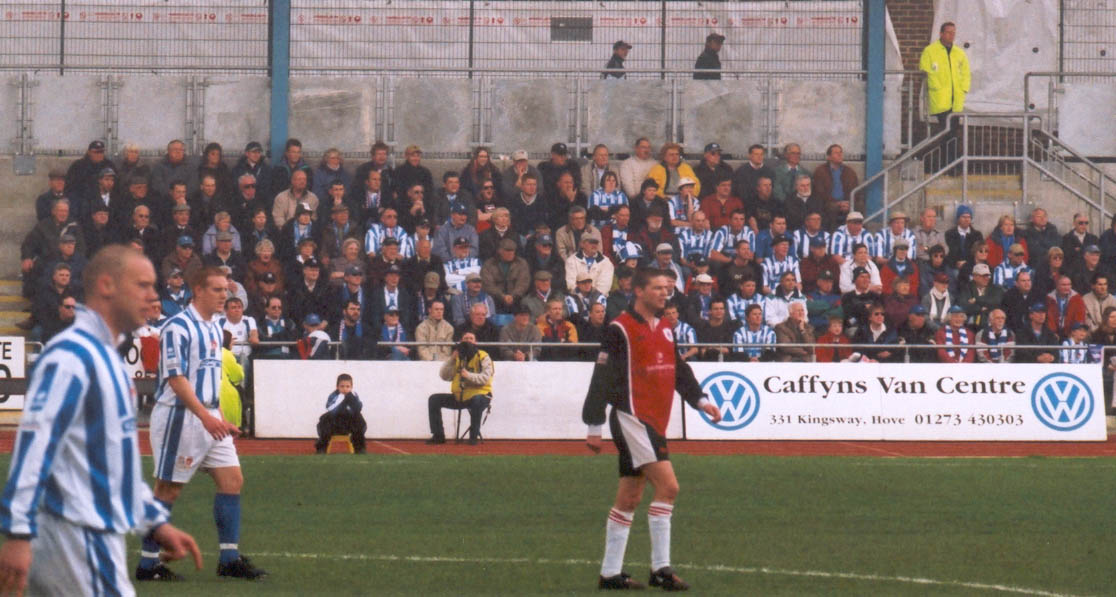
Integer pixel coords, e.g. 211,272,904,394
175,455,194,470
662,328,674,342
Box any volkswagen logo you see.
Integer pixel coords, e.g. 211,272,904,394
1031,372,1094,432
700,371,760,430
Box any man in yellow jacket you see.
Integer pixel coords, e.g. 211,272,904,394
920,21,971,129
426,332,494,445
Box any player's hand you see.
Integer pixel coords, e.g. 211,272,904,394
201,414,239,440
152,524,203,570
0,539,31,596
586,434,602,454
701,402,723,423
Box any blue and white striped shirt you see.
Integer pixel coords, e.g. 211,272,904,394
676,228,714,260
157,304,224,409
732,324,776,358
791,229,831,259
1,307,168,536
871,228,917,259
606,226,631,258
829,225,872,259
992,262,1031,290
364,224,415,258
673,321,696,356
726,293,766,322
1061,339,1090,364
444,257,482,292
588,189,628,228
762,255,802,292
710,225,755,259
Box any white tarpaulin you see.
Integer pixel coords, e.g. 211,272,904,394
931,0,1059,112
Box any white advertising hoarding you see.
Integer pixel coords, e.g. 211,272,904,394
0,337,26,410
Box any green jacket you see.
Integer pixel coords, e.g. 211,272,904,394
919,40,971,115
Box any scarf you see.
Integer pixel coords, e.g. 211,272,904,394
982,327,1011,362
929,287,952,321
1063,340,1088,364
888,257,911,277
944,326,970,361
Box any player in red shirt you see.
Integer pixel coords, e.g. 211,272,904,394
582,267,722,590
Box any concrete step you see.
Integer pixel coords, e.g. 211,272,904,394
926,174,1021,191
0,281,21,298
925,188,1024,201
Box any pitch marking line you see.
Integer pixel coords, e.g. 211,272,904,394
243,551,1087,596
372,440,409,455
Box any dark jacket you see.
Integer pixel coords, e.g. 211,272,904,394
1024,223,1061,268
693,48,721,80
944,227,984,269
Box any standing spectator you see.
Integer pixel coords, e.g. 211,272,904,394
498,303,542,361
693,143,733,199
603,40,631,78
314,374,367,454
810,144,858,224
1082,273,1116,332
1015,303,1059,363
431,171,476,228
65,140,116,203
500,149,540,204
415,299,455,362
481,239,530,316
944,204,982,270
693,32,725,80
919,21,971,130
565,230,614,296
618,138,657,198
311,148,351,202
231,142,272,210
257,296,297,359
975,308,1015,364
537,298,578,360
581,144,612,195
352,142,395,210
696,298,737,361
772,144,809,204
897,305,935,362
732,304,775,362
1024,207,1061,268
272,170,318,229
459,147,501,199
774,301,814,362
814,316,852,362
986,215,1028,267
854,304,900,363
647,143,699,200
1045,275,1087,339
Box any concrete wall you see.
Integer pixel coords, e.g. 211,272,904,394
392,79,473,154
489,80,570,154
289,78,378,155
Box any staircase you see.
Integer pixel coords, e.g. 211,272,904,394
0,280,30,338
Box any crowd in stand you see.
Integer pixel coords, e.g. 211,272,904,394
20,137,1116,376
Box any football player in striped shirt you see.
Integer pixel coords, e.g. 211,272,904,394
0,246,201,596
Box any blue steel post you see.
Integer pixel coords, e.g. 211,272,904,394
864,0,885,216
269,0,291,161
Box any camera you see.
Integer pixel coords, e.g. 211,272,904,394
456,340,477,362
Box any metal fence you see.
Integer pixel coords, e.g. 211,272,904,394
1061,0,1116,75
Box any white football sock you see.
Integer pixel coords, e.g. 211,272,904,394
601,508,634,577
648,501,674,571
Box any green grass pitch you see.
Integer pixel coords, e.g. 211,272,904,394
15,453,1116,595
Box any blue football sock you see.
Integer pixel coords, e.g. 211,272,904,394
214,493,241,564
139,498,174,570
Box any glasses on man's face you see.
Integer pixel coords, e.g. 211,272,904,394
1077,220,1089,226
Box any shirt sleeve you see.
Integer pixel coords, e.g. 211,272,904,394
582,323,626,427
160,323,189,379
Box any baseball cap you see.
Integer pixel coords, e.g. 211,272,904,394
499,238,518,251
302,257,320,269
98,167,116,178
512,149,529,161
846,211,864,222
1070,322,1088,332
577,272,593,283
613,40,632,50
809,236,827,248
345,266,363,277
260,272,277,284
450,202,469,215
172,203,191,213
465,272,482,283
703,142,722,153
706,32,726,43
244,141,263,152
304,313,322,326
168,267,183,277
947,305,965,314
678,177,697,188
695,273,714,284
656,243,674,254
88,140,105,151
1029,302,1047,313
972,263,991,276
295,202,313,216
817,270,835,281
385,264,402,275
1085,244,1101,254
533,270,553,281
404,144,422,156
453,236,471,246
59,233,77,244
550,142,569,156
216,230,234,242
852,267,869,279
909,305,928,315
690,256,708,267
176,235,195,247
536,234,554,246
424,271,441,288
582,230,602,243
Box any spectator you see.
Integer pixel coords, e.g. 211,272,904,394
651,244,685,293
426,333,493,445
1070,244,1108,295
406,238,444,296
677,211,714,272
618,138,657,199
810,144,858,223
433,204,479,261
377,309,411,361
828,210,871,265
478,208,517,262
600,203,635,261
501,149,541,205
684,272,716,323
761,236,800,295
369,262,416,333
1082,273,1116,333
459,147,501,200
246,270,281,321
537,142,580,200
565,273,608,327
443,237,483,293
918,245,953,298
537,298,578,360
693,143,733,201
549,171,589,233
1091,307,1116,410
316,176,358,234
976,309,1015,364
1024,207,1061,268
315,374,367,454
203,230,246,282
666,177,700,230
350,168,389,226
38,234,87,292
770,144,807,203
522,270,565,322
65,140,115,205
800,236,839,294
631,206,675,263
295,313,330,360
871,213,916,266
328,266,369,325
603,40,631,78
565,230,613,296
839,243,881,294
244,239,284,298
913,208,944,265
450,272,496,328
921,271,955,332
1002,270,1041,334
879,239,919,296
661,303,697,362
507,173,550,238
197,142,234,203
775,301,814,362
218,296,259,370
1061,322,1091,364
854,304,900,362
352,141,395,212
415,299,455,362
576,302,611,361
480,238,530,317
320,203,363,265
365,207,413,260
231,142,272,210
753,214,791,261
556,206,598,261
628,178,665,232
647,143,699,200
1045,275,1087,339
222,173,265,234
201,211,241,257
806,270,843,330
933,305,974,363
783,176,829,232
415,271,450,324
457,302,499,344
745,177,781,235
726,277,765,323
957,262,1002,329
587,171,628,230
700,176,744,232
765,271,805,327
1032,246,1067,298
1015,303,1059,363
992,243,1031,291
158,267,190,318
499,303,542,361
693,32,724,80
256,296,297,358
815,316,852,363
945,204,983,270
82,203,113,258
21,199,83,297
709,210,755,277
287,258,330,328
986,214,1028,267
792,212,830,260
277,202,317,264
883,277,919,330
527,234,565,292
40,293,77,343
841,267,881,335
311,148,351,203
431,171,476,228
695,298,736,361
240,206,275,258
732,304,775,362
956,240,990,287
272,169,318,230
897,305,935,362
160,235,202,283
580,144,612,195
32,266,77,338
270,138,314,204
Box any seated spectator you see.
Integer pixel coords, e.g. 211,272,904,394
39,290,77,343
663,269,690,316
806,271,843,330
694,143,734,204
537,298,578,361
565,230,614,296
945,204,983,271
1061,212,1099,270
555,206,597,262
841,267,881,335
744,176,780,234
377,309,411,361
727,277,766,323
364,207,413,260
783,175,829,232
664,303,698,362
426,333,494,445
456,302,499,344
791,212,829,261
21,198,83,298
246,270,281,321
315,374,366,454
753,215,792,262
1045,275,1086,339
406,237,444,294
618,138,656,198
1032,246,1067,298
854,304,900,362
828,211,872,266
883,277,919,330
665,177,700,230
587,171,627,230
976,308,1015,364
287,258,330,329
370,263,416,334
201,211,241,257
614,241,645,271
415,299,455,362
526,233,565,292
565,273,607,327
478,208,517,262
606,267,636,321
159,268,191,317
240,207,274,259
708,209,754,275
934,306,974,363
272,169,318,230
450,273,496,328
203,230,246,282
958,262,1002,329
922,271,954,331
443,236,483,293
244,239,284,299
473,179,500,233
647,142,699,200
320,202,363,263
278,202,317,264
461,146,503,199
1003,270,1041,334
350,168,388,226
576,302,610,361
218,296,258,368
992,243,1030,291
329,266,369,329
957,241,991,287
298,313,332,360
433,203,479,261
872,212,917,267
765,270,805,328
35,168,68,222
630,206,674,261
601,205,634,264
683,258,715,296
722,239,764,298
897,305,935,362
1023,207,1060,268
415,271,450,323
1070,244,1108,295
256,296,297,359
329,239,365,288
1061,322,1092,364
499,303,542,361
774,301,814,362
581,144,612,195
481,238,530,317
684,272,716,323
501,149,541,206
839,243,881,294
696,298,737,361
732,304,775,362
333,299,375,360
676,210,714,271
222,266,248,307
431,171,475,229
83,203,114,258
652,244,686,293
879,240,919,296
800,236,839,294
814,316,851,363
522,269,565,323
1016,303,1059,363
810,144,857,224
284,237,319,286
986,214,1028,267
700,176,744,232
761,236,800,295
507,173,549,238
119,204,160,262
38,234,87,292
1083,273,1116,332
550,171,591,232
918,244,953,298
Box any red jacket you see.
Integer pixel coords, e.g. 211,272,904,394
934,325,976,363
879,261,920,296
1045,291,1086,338
814,332,851,363
987,235,1029,268
699,195,745,230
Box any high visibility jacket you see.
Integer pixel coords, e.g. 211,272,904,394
919,40,970,115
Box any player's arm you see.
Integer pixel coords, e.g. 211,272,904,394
675,342,722,423
162,325,238,440
167,376,238,440
582,323,625,452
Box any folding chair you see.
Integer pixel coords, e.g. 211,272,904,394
454,400,492,444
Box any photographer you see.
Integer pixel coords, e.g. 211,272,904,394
426,332,495,445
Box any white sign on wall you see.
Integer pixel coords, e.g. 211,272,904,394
0,337,26,410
